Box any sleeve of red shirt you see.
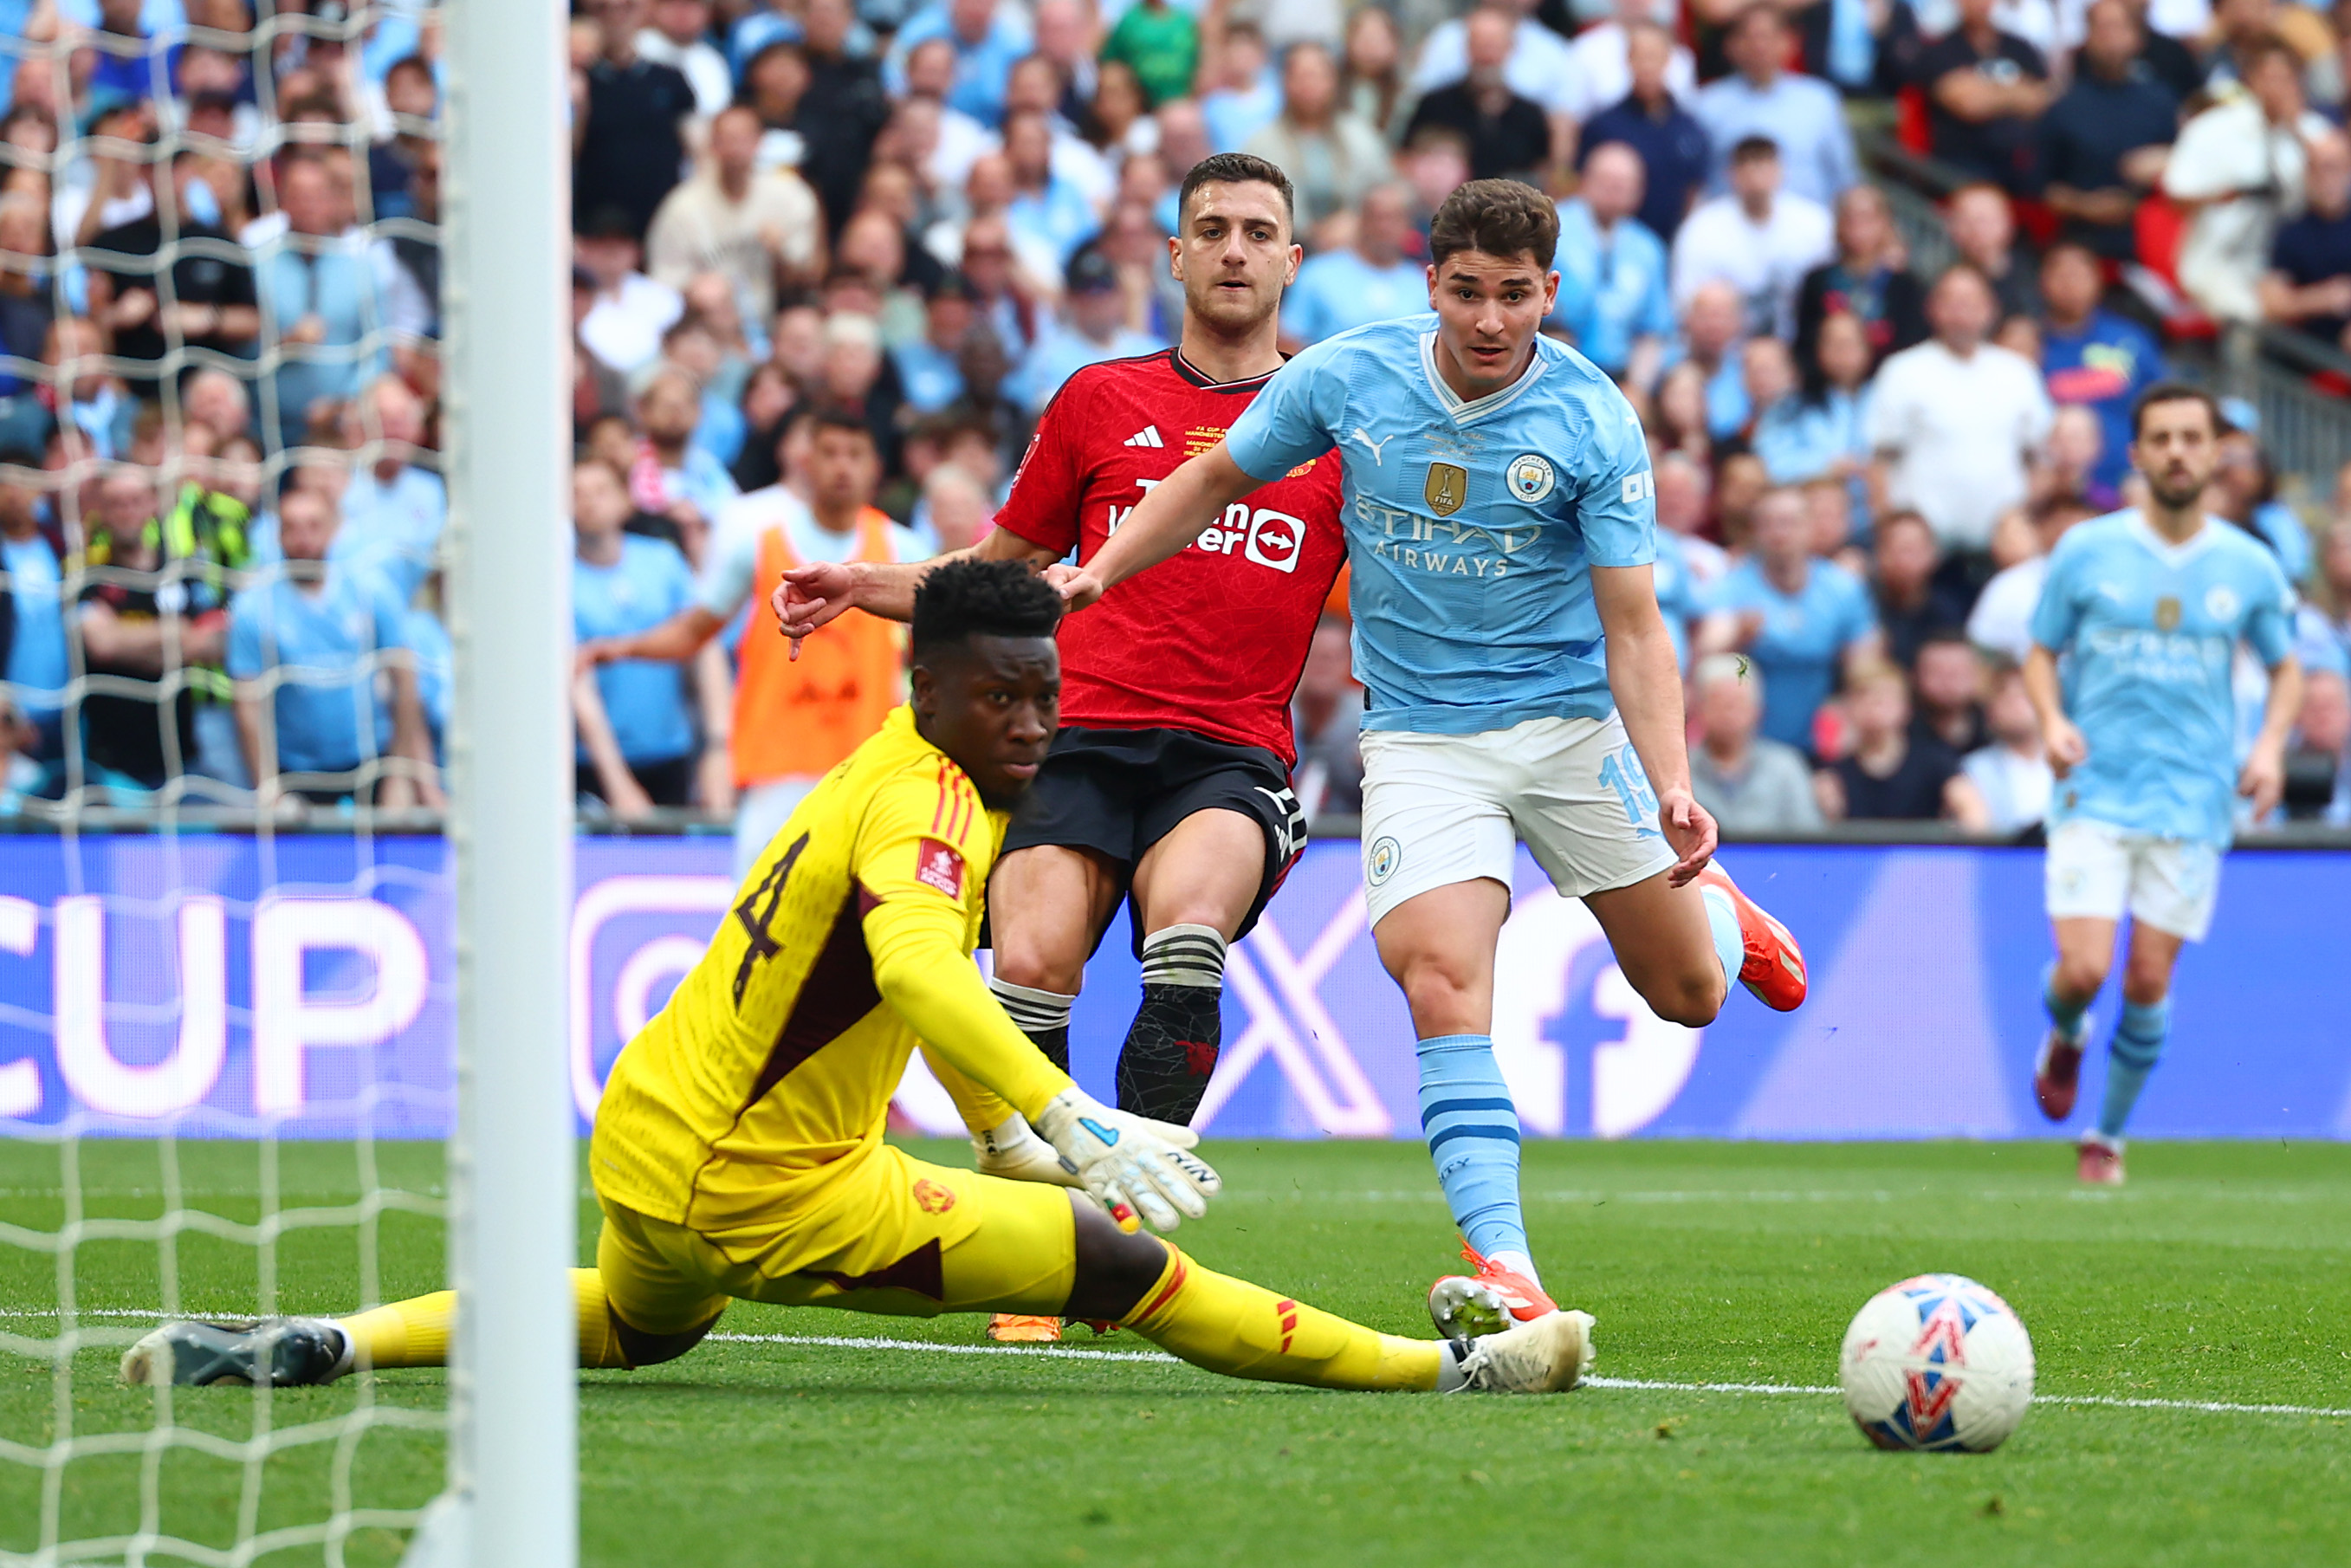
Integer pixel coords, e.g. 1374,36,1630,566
989,373,1087,555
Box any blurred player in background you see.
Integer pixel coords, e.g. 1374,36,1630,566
2025,386,2302,1185
774,154,1345,1344
126,564,1594,1401
1051,180,1808,1343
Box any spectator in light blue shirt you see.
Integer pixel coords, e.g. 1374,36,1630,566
1659,279,1750,440
883,0,1031,128
891,272,977,415
0,457,65,774
1696,485,1881,752
332,377,445,606
1005,247,1164,415
572,457,702,812
1281,184,1428,347
1692,8,1857,208
630,367,741,535
1200,23,1281,151
1549,144,1674,383
227,486,440,807
255,156,391,451
1002,108,1101,265
1752,311,1874,525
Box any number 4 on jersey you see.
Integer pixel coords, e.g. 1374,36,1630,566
732,833,808,1008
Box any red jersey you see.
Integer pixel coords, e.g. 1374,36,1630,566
994,347,1344,766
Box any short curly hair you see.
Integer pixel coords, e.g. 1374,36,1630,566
910,558,1063,658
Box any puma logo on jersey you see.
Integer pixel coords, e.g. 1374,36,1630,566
1349,426,1394,464
1124,425,1165,448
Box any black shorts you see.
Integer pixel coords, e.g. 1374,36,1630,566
997,725,1307,958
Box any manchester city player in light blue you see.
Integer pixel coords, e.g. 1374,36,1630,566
2025,384,2302,1187
1052,179,1809,1344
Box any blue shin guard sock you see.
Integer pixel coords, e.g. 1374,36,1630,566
2043,962,2090,1043
1415,1034,1531,1274
1699,883,1744,990
2096,998,2170,1142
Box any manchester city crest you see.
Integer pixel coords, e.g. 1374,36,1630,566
1506,453,1556,503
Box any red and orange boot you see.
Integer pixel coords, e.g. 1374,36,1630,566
1428,1245,1557,1339
986,1314,1062,1344
1696,862,1807,1012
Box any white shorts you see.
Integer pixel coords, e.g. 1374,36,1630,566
2043,818,2221,942
1357,714,1677,928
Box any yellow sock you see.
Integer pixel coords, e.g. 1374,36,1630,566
1122,1247,1441,1391
334,1270,632,1370
336,1291,453,1370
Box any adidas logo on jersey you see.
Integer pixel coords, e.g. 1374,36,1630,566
1124,426,1164,449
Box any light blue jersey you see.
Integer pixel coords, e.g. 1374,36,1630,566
2030,511,2296,847
1223,315,1655,735
1697,555,1877,751
226,564,411,777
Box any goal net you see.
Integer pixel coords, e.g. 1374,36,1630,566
0,2,570,1560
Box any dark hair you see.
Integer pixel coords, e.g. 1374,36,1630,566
2130,380,2224,440
809,407,876,443
1876,509,1936,544
1176,152,1295,230
910,558,1063,656
1429,178,1558,269
1730,134,1779,165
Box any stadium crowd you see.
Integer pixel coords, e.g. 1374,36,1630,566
1,0,2350,833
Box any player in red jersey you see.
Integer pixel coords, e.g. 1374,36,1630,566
777,158,1342,1341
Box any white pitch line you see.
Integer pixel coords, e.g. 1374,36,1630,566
719,1335,2351,1418
8,1314,2345,1420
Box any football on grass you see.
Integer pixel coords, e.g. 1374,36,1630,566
1840,1273,2035,1452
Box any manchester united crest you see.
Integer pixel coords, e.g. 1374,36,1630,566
1425,462,1467,516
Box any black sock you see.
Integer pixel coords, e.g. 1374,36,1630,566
1115,924,1228,1124
988,976,1076,1074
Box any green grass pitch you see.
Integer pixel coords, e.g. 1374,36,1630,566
3,1137,2347,1565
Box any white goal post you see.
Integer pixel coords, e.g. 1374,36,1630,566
430,0,577,1560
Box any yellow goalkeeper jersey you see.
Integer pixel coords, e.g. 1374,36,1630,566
591,704,1074,1236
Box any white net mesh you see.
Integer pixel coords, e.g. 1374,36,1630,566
1,4,453,1561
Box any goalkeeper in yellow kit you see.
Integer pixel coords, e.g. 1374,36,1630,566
125,561,1592,1397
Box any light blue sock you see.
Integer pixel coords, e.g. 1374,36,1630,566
2043,962,2090,1043
1415,1034,1528,1265
1699,883,1744,989
2096,999,2170,1140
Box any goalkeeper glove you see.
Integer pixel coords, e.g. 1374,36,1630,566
970,1112,1081,1189
1033,1087,1221,1234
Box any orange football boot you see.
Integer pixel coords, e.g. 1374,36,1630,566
1427,1244,1557,1339
1696,861,1807,1011
986,1313,1062,1344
